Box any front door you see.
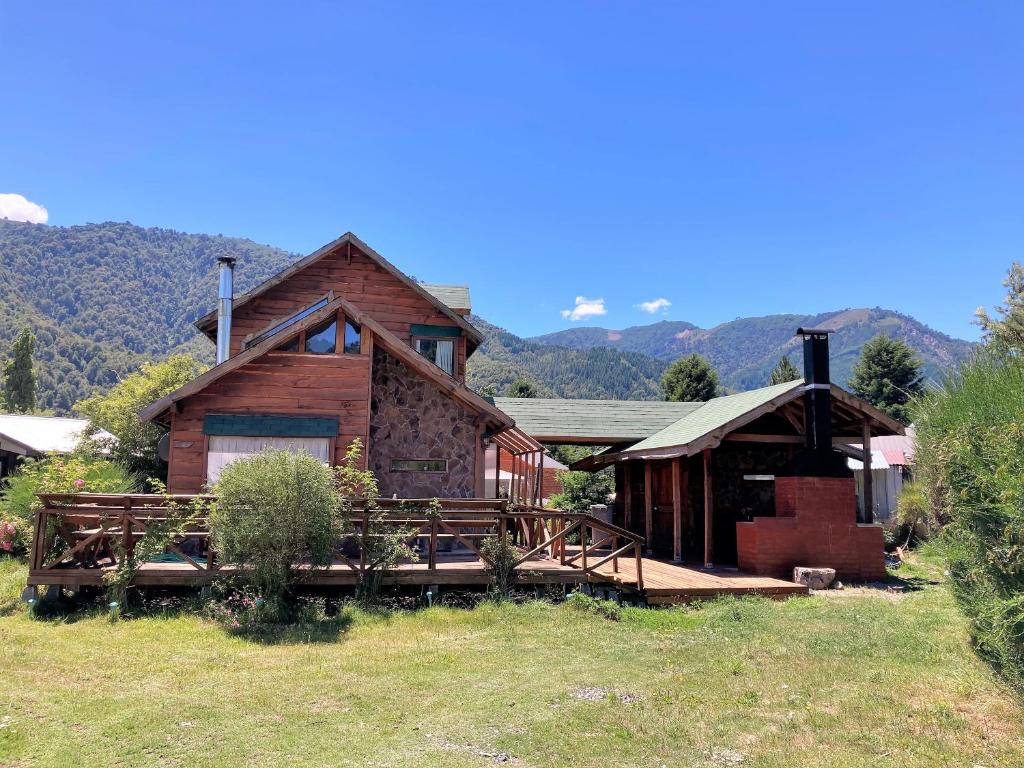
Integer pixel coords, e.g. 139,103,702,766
651,461,676,557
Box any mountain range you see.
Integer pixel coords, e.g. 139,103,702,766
0,220,974,412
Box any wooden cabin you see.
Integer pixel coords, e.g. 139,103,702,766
140,233,541,497
498,331,906,582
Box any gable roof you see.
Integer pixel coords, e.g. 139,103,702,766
142,292,509,431
420,283,471,312
193,232,482,346
492,397,702,444
0,414,112,456
623,380,804,456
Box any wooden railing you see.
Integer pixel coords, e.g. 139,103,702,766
30,494,645,590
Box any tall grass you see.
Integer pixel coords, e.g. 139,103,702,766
914,351,1024,689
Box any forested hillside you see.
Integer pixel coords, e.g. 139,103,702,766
0,220,296,411
0,220,974,411
465,317,664,399
532,308,974,391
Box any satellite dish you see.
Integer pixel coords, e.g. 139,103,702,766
157,432,171,463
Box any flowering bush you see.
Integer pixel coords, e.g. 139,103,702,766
0,518,30,555
0,452,139,528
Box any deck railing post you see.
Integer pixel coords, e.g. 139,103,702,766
122,496,133,562
634,543,644,591
429,515,438,571
612,534,619,573
580,516,588,574
360,508,369,573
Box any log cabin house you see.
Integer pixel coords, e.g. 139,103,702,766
139,232,544,498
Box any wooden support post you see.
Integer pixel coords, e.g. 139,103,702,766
672,457,682,563
643,462,654,554
623,462,633,530
862,418,874,524
537,452,544,506
634,543,644,592
473,423,485,498
702,448,713,568
494,444,502,499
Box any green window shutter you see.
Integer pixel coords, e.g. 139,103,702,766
410,323,462,338
202,414,339,437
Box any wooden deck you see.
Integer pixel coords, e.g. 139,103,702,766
588,554,808,603
27,493,807,603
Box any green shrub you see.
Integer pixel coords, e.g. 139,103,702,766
913,352,1024,690
566,590,622,621
894,481,935,546
480,534,519,601
211,448,341,616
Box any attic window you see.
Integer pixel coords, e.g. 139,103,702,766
414,338,454,375
242,297,329,351
304,318,337,354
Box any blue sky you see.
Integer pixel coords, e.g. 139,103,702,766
3,2,1022,340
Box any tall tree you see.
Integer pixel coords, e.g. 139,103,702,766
2,328,36,413
76,354,206,478
661,353,719,402
505,376,537,398
848,334,924,423
769,355,800,385
975,261,1024,353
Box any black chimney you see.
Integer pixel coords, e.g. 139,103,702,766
791,328,850,477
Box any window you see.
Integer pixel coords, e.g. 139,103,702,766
276,336,300,352
391,458,448,473
304,317,337,354
344,320,361,354
243,297,329,350
414,338,454,375
206,436,332,484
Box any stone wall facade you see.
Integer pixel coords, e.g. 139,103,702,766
369,347,478,498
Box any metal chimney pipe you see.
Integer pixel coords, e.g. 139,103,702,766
215,256,236,365
795,327,834,464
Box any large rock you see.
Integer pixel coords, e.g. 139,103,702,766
793,567,837,590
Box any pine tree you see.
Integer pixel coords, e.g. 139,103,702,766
661,353,719,402
975,261,1024,353
505,376,537,398
2,328,36,413
848,334,924,424
769,355,800,385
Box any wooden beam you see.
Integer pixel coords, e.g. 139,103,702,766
682,458,691,559
474,423,485,498
643,462,654,554
861,417,874,524
671,457,682,562
702,448,713,568
623,462,633,530
494,444,502,499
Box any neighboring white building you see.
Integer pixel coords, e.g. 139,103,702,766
847,428,916,522
0,414,110,478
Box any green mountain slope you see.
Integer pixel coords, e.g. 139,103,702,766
0,220,974,411
0,220,296,412
466,316,664,400
531,308,974,391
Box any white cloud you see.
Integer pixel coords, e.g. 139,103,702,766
0,193,48,224
637,297,671,314
560,296,607,322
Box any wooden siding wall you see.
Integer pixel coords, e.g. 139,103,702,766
226,246,467,380
167,352,370,493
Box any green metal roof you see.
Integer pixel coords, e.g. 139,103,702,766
624,380,804,454
492,397,703,442
420,283,471,311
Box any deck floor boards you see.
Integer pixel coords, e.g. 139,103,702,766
29,550,807,600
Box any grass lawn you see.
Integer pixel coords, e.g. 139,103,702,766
1,554,1022,768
